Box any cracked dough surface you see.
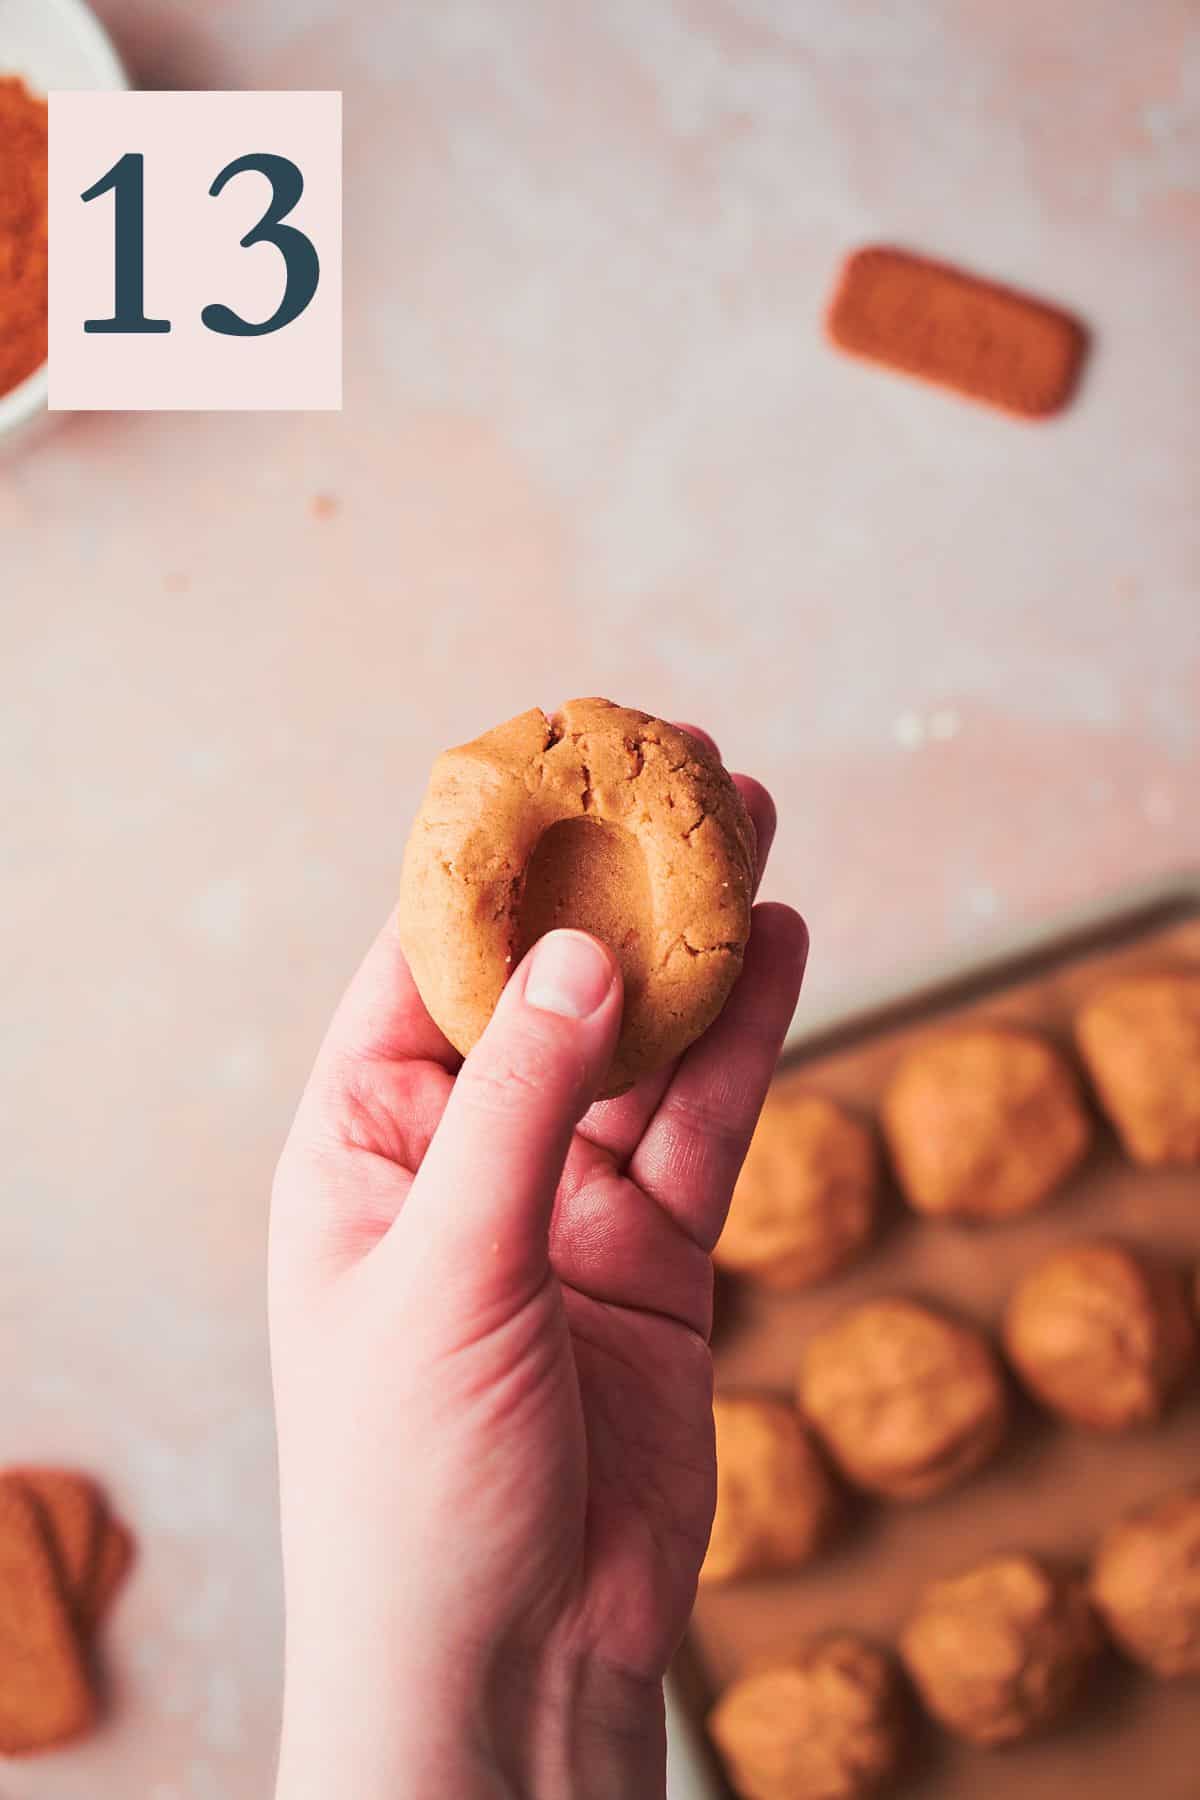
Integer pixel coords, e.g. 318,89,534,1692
707,1634,908,1800
1076,972,1200,1165
1090,1482,1200,1677
715,1088,878,1289
797,1298,1008,1501
397,697,756,1096
881,1026,1091,1220
1003,1237,1197,1431
900,1553,1102,1746
701,1395,841,1585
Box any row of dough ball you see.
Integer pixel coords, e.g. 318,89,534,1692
707,1480,1200,1800
704,1253,1197,1584
716,971,1200,1284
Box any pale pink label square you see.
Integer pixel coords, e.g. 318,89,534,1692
49,91,342,411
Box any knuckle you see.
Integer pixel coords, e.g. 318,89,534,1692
461,1023,586,1117
664,1085,749,1154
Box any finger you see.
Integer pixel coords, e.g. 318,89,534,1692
574,770,778,1167
384,930,623,1314
736,775,777,896
274,915,460,1267
675,720,720,758
296,918,457,1159
628,903,808,1250
271,1129,418,1292
549,1156,716,1337
315,911,459,1077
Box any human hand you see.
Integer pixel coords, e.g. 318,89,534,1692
270,730,807,1800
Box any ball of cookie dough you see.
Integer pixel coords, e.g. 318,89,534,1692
900,1553,1103,1746
397,698,756,1098
1004,1238,1196,1431
714,1089,878,1290
1090,1482,1200,1676
1076,972,1200,1165
797,1298,1008,1501
701,1395,841,1585
881,1026,1091,1220
708,1635,908,1800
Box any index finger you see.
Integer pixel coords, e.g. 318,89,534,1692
628,902,808,1249
313,911,460,1077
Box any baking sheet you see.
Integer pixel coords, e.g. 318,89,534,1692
669,878,1200,1799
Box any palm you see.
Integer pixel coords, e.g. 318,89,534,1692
564,1272,716,1677
357,994,773,1680
544,1120,725,1671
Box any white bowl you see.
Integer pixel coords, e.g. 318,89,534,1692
0,0,128,448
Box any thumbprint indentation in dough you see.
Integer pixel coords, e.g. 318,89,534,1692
515,818,652,1006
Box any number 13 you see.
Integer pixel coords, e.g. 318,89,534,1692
82,152,321,338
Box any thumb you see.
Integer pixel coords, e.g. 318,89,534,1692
390,929,622,1309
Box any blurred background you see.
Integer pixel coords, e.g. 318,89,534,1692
2,1,1197,1793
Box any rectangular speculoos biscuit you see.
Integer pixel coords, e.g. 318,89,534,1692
827,246,1087,419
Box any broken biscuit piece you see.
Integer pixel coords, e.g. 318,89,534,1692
0,1477,96,1755
84,1514,135,1637
10,1469,103,1625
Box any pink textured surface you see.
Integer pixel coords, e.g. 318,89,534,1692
1,2,1197,1793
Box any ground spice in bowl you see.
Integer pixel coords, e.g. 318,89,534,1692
0,75,49,399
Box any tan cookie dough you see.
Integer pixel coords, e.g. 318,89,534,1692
900,1553,1102,1746
881,1025,1091,1220
701,1395,841,1585
708,1635,908,1800
714,1089,878,1290
1090,1482,1200,1676
1076,972,1200,1165
398,699,756,1097
798,1298,1008,1501
1004,1238,1196,1431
